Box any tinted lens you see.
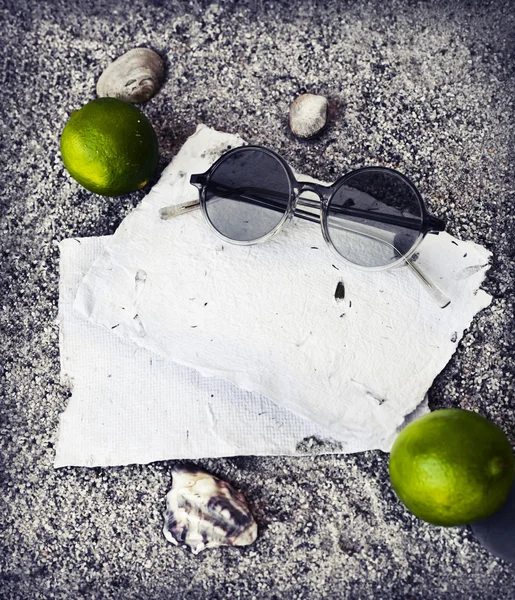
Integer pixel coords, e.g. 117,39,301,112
204,148,291,242
326,169,424,267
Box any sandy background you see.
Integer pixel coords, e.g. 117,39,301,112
1,0,514,598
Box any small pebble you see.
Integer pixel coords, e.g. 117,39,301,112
289,94,328,138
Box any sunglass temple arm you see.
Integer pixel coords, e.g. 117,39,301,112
159,200,200,220
404,259,451,308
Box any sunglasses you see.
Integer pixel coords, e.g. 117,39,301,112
161,145,450,308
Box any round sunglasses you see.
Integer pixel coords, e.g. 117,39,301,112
161,145,450,308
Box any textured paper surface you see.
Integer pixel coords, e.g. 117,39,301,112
72,125,492,456
57,237,425,467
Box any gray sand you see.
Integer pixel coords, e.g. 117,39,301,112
1,0,514,598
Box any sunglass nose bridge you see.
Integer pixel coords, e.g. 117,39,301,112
293,182,327,223
296,180,332,203
295,180,329,207
297,180,329,196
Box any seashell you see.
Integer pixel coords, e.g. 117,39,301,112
96,48,164,104
163,466,258,555
289,93,328,138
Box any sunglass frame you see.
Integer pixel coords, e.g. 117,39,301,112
190,145,445,272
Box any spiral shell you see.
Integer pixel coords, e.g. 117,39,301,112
163,467,258,555
96,48,164,104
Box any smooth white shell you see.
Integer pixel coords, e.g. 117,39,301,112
96,48,164,104
289,94,328,138
163,467,258,555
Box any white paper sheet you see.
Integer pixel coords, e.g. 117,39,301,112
59,125,492,466
57,237,427,467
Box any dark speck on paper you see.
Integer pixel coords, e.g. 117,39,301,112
332,264,339,270
452,240,458,246
334,281,345,300
366,389,387,405
451,332,458,343
463,253,468,258
135,270,147,285
111,324,119,329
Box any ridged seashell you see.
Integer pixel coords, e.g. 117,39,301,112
163,467,258,555
96,48,164,104
289,93,328,138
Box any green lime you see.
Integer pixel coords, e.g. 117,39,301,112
60,97,158,196
389,409,514,526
